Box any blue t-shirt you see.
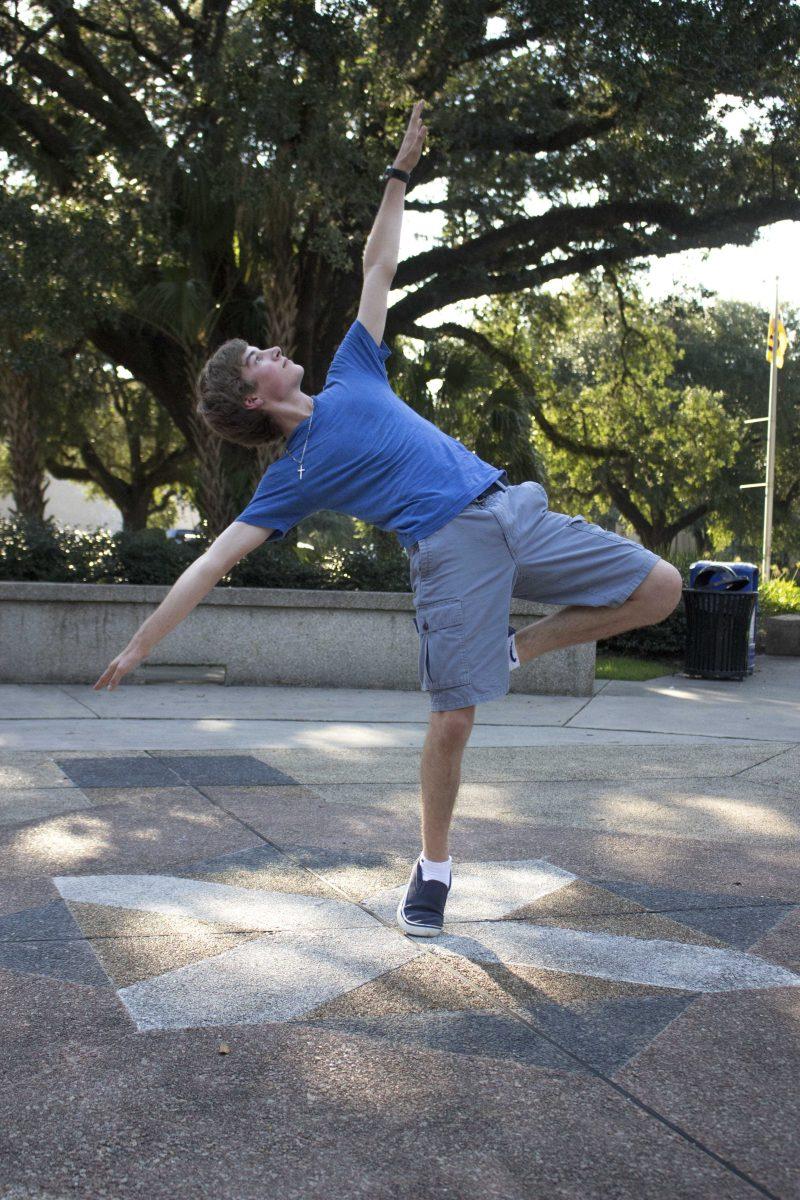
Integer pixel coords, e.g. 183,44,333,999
235,319,503,550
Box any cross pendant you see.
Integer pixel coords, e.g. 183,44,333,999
298,464,304,479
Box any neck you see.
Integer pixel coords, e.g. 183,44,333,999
274,390,315,441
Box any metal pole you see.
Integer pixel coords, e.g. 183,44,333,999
762,278,780,581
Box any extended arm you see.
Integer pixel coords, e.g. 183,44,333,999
358,101,427,346
362,100,427,275
92,520,272,690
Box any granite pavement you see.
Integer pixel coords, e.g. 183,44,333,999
0,655,798,1198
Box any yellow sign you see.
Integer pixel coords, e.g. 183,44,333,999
766,314,789,369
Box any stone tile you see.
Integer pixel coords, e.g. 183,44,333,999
746,906,800,971
503,879,648,921
54,873,379,934
0,964,130,1085
737,742,800,791
156,755,299,787
641,903,796,951
593,877,786,912
71,904,265,989
0,787,96,827
497,881,795,953
467,962,698,1074
0,876,60,918
298,950,494,1019
0,790,259,877
412,776,799,844
246,741,794,785
446,820,800,902
434,920,800,992
284,846,421,900
174,843,337,898
54,756,185,789
202,786,422,855
118,925,421,1030
297,1010,578,1071
0,752,76,788
577,906,797,954
524,911,731,949
615,986,800,1199
365,858,577,923
0,1021,764,1199
0,934,111,988
0,898,84,943
0,685,97,720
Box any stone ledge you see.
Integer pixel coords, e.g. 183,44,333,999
0,581,594,695
0,580,552,616
765,613,800,657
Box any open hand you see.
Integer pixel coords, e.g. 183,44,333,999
393,99,427,174
93,645,148,691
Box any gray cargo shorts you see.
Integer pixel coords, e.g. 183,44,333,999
408,472,662,712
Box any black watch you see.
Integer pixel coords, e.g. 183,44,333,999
383,165,410,184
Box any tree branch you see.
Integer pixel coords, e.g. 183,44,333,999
409,320,629,461
43,0,160,148
389,196,800,327
73,12,178,76
0,82,80,187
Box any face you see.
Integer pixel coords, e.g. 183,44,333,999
241,345,302,408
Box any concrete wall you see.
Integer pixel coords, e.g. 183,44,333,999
0,582,595,696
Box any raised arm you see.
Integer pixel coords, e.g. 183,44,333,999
359,100,427,346
92,520,272,691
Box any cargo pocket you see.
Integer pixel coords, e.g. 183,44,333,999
413,599,470,691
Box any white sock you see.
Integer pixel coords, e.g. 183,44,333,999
420,854,452,885
508,632,520,671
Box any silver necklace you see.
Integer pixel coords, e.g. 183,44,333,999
286,397,315,480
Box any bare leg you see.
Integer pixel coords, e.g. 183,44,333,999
515,560,683,664
419,707,476,860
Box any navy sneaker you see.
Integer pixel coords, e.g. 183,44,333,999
396,858,451,937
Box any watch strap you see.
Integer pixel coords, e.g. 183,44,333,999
384,165,411,184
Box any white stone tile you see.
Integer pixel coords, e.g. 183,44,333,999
363,859,577,922
435,922,800,993
117,926,421,1030
53,873,376,932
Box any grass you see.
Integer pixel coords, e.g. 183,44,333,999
595,653,684,681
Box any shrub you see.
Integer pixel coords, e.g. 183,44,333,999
0,516,412,593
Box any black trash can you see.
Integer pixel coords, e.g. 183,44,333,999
683,565,757,681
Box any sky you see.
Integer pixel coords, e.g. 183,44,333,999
394,204,799,331
393,19,799,332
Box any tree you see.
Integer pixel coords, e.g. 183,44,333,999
0,193,109,521
658,294,800,565
435,272,741,555
44,344,195,531
2,0,800,534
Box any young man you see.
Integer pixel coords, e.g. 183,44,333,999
95,100,683,938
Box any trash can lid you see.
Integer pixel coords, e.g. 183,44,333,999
692,564,751,591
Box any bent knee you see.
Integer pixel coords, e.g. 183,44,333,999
638,560,682,618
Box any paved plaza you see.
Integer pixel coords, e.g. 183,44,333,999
0,657,798,1198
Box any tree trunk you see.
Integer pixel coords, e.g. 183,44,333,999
0,365,49,522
